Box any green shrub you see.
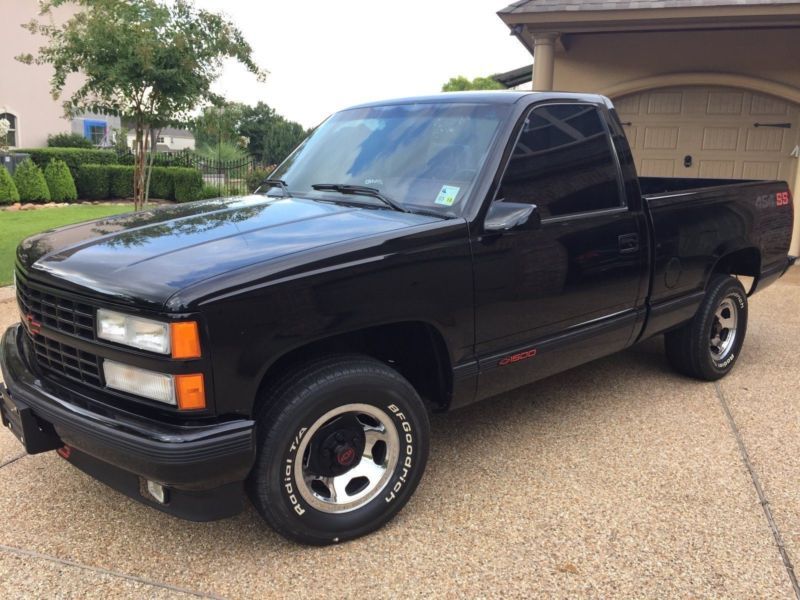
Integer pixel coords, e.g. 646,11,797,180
172,168,203,203
47,133,93,149
43,159,78,202
13,159,51,203
246,167,274,193
75,165,111,200
74,164,202,201
19,148,118,180
0,166,20,205
148,167,174,200
108,165,135,199
199,184,222,200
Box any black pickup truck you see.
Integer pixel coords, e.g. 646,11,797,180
1,92,795,545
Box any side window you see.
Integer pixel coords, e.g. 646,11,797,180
498,104,623,219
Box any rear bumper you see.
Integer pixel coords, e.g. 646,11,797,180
1,324,256,520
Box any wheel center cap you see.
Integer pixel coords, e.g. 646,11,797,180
336,446,356,466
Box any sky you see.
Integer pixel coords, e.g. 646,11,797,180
192,1,531,129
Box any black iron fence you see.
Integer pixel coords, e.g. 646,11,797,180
118,150,274,197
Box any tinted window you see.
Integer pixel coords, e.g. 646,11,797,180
271,102,511,215
498,104,622,218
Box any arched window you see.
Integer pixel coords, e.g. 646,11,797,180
1,113,17,147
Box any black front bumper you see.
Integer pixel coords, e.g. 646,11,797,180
0,324,256,520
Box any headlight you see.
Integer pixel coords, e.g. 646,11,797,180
102,360,206,409
103,360,176,404
97,309,170,354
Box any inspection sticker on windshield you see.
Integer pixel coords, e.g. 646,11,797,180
434,185,460,206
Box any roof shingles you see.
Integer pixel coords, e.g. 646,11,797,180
499,0,800,14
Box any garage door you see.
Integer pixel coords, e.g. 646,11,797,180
614,87,799,182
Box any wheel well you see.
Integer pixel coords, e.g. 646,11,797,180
254,322,452,416
712,247,760,291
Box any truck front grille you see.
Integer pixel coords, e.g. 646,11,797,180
16,275,96,340
31,335,103,387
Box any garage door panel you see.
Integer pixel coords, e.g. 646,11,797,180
699,160,736,179
746,128,785,152
614,86,798,187
707,91,744,115
742,161,781,180
751,94,790,116
640,158,676,177
702,127,739,151
643,127,679,149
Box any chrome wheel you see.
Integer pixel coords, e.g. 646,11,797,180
294,403,399,514
710,296,738,360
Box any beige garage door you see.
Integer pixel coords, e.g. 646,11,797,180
614,87,799,183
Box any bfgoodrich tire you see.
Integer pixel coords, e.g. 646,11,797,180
664,274,748,381
247,355,430,545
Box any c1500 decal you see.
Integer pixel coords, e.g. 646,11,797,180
498,348,537,366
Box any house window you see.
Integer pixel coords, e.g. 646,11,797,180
157,136,165,143
1,113,17,147
83,119,107,145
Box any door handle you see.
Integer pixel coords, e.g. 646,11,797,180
618,233,639,254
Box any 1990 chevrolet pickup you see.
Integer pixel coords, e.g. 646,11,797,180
1,92,795,544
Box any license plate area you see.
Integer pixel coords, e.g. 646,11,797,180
1,385,62,454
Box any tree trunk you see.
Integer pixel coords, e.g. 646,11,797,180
133,123,145,211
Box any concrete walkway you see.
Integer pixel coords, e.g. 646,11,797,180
0,270,798,598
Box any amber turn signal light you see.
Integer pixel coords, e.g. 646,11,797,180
170,321,201,359
175,373,206,410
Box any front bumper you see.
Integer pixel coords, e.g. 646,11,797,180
0,323,256,520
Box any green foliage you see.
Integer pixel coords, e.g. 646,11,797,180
194,142,248,163
199,184,223,200
192,102,246,148
0,166,20,205
47,132,94,148
43,159,78,202
108,165,135,199
19,148,118,180
441,75,505,92
239,102,306,165
13,159,51,203
172,168,204,203
246,167,274,193
75,165,111,200
75,164,201,201
22,0,265,210
148,167,174,200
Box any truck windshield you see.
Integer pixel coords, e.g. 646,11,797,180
269,102,511,215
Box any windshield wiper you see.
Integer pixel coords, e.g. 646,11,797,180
257,178,292,197
311,183,408,213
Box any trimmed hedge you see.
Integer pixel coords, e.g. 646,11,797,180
74,165,203,202
47,132,94,149
75,165,111,200
0,166,20,205
44,158,78,202
13,159,50,203
19,147,118,179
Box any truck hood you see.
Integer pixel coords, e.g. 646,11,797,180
17,196,440,308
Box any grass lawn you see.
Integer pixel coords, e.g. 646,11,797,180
0,204,134,286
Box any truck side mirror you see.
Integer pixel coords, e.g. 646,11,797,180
484,201,541,232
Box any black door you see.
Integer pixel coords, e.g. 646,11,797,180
472,102,647,400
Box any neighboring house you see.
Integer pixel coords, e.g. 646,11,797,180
125,128,196,153
496,0,800,255
1,1,121,149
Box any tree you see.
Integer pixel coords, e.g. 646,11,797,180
19,0,265,210
14,159,51,203
44,158,78,201
239,102,306,165
441,75,505,92
192,102,246,148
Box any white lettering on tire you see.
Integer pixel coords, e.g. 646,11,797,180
385,404,414,504
283,427,307,516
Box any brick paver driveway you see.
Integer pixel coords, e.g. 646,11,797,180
0,270,798,598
